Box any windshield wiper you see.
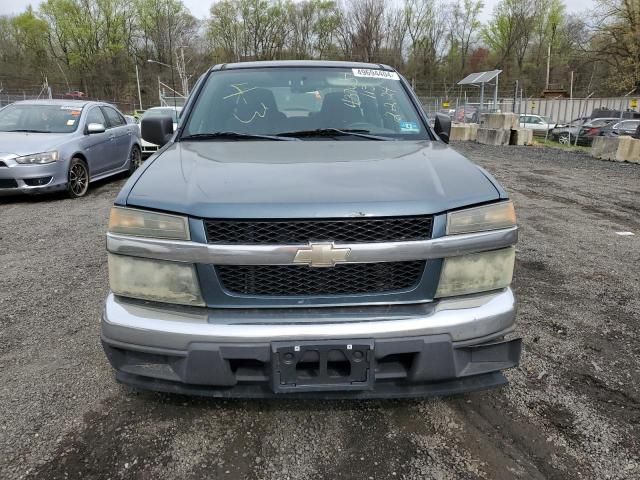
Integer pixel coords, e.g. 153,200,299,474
276,128,392,140
180,131,296,141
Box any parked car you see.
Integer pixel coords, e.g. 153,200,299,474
0,99,141,198
124,115,138,125
454,105,479,123
519,114,556,133
550,117,590,144
63,91,86,99
599,119,640,137
102,60,521,398
574,118,620,146
139,106,182,157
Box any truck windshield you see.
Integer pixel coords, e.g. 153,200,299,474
0,104,83,133
182,67,429,140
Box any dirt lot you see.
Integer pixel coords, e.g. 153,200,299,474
1,143,639,480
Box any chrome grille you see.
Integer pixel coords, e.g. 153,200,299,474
204,216,433,244
216,261,426,296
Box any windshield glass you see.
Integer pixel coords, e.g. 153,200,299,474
0,104,83,133
142,108,180,122
183,67,428,139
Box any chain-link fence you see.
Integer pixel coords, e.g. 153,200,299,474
420,96,640,125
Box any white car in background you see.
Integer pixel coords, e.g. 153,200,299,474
139,106,182,157
519,114,556,133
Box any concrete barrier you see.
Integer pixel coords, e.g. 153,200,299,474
481,113,519,130
509,128,533,146
450,123,478,141
591,136,640,163
615,136,640,164
477,128,510,146
591,137,620,161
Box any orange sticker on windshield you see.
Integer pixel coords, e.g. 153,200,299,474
70,110,81,116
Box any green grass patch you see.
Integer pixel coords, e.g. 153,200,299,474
534,138,591,153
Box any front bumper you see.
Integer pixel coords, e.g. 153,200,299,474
0,159,67,196
101,288,521,398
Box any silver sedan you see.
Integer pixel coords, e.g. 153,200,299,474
0,100,141,198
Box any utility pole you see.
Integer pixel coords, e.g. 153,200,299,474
545,44,551,90
135,64,143,110
175,46,189,97
570,71,574,99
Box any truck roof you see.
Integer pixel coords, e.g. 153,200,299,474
213,60,395,71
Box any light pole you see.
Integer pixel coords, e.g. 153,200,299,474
147,58,189,97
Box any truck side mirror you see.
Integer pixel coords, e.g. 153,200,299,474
434,113,451,144
141,116,174,147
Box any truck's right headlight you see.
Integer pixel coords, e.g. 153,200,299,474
108,207,190,240
435,247,515,298
447,201,516,235
108,253,205,306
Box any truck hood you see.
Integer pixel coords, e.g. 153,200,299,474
125,140,501,218
0,132,72,157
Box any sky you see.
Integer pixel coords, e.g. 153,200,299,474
0,0,595,21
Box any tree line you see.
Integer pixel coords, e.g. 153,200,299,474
0,0,638,110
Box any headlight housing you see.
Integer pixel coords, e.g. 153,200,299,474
447,201,516,235
108,253,204,306
108,207,190,240
107,207,200,306
15,151,59,165
435,247,515,298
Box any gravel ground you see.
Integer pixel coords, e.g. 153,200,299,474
1,144,639,479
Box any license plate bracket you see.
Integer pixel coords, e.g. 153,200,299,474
271,340,374,393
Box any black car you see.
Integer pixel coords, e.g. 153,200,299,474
574,118,620,146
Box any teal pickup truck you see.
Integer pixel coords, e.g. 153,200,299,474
101,60,520,398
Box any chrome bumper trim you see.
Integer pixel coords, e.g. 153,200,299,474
101,288,516,350
106,226,518,265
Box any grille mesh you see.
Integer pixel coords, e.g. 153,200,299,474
0,178,18,188
216,261,426,296
205,217,433,244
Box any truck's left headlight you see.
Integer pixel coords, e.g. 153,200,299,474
108,253,205,306
15,151,59,164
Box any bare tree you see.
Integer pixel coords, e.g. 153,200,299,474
340,0,387,62
450,0,483,73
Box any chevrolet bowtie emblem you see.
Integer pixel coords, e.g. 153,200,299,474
293,243,351,268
